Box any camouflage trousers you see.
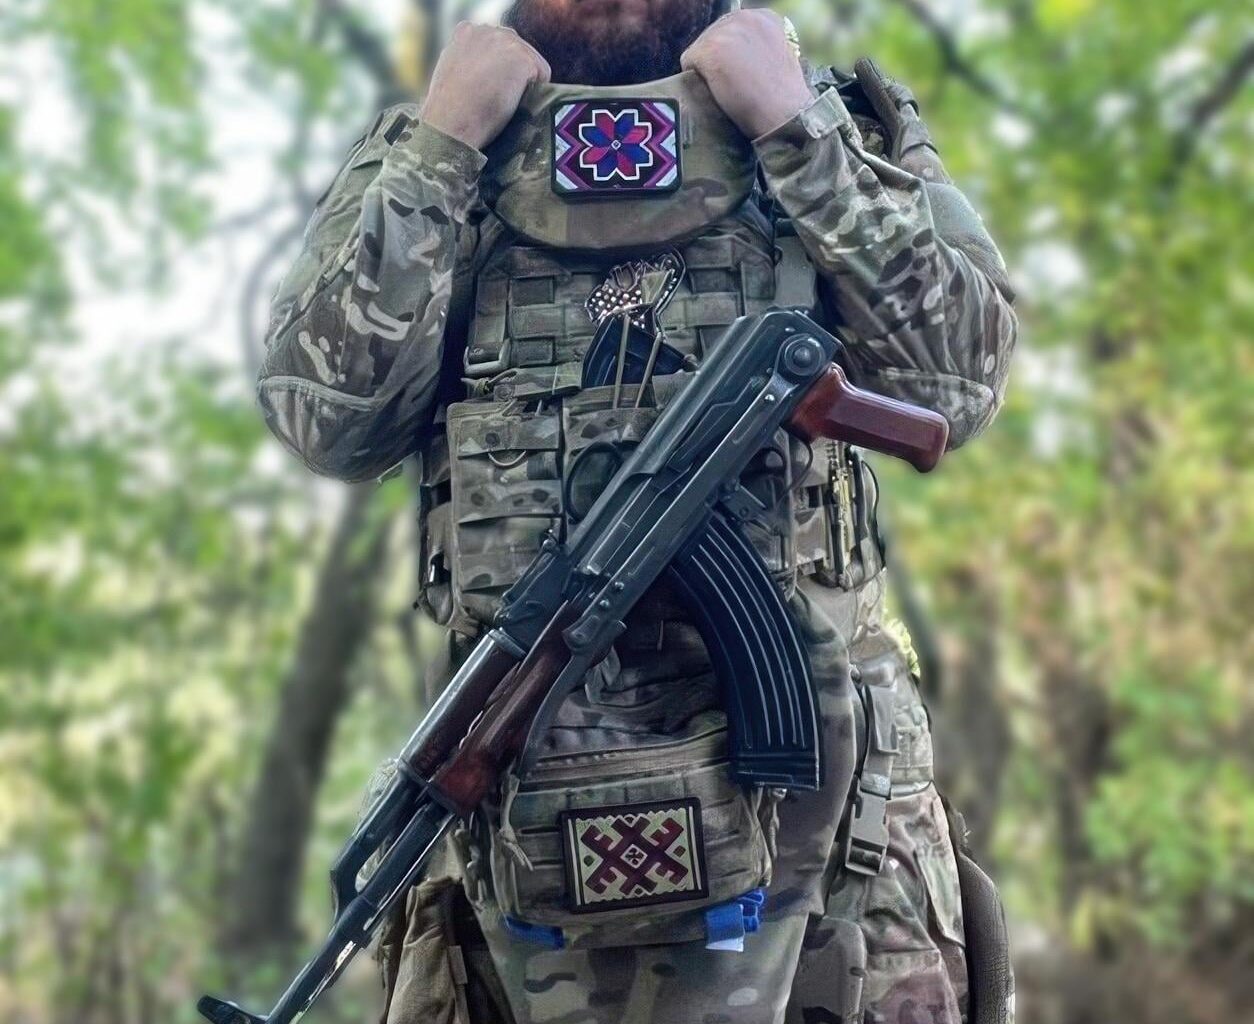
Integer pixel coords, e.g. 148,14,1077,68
377,573,971,1024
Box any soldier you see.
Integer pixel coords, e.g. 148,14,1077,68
258,2,1017,1022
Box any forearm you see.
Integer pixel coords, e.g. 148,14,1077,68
755,90,1017,447
259,108,486,481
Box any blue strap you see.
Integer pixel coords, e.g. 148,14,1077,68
705,888,768,951
502,915,565,950
704,901,745,950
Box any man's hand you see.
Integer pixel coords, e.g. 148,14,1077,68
420,23,551,153
681,11,813,140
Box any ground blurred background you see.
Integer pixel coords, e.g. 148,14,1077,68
1,0,1251,1022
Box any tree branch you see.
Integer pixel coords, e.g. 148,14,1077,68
319,0,405,99
411,0,446,80
1165,36,1254,188
886,0,1032,119
224,483,392,958
209,196,285,236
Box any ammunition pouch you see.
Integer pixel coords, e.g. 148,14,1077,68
414,186,886,634
478,699,779,950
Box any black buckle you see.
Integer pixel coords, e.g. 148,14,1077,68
843,773,891,876
842,683,897,876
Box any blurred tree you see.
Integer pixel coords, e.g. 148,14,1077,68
0,1,413,1019
227,482,392,959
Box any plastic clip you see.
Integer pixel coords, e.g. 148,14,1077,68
842,684,897,876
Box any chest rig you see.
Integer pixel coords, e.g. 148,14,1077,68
416,74,879,636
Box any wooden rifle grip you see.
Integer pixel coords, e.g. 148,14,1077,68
788,364,949,472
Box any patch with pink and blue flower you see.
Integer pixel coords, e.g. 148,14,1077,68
552,98,681,196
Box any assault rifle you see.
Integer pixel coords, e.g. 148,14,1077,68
198,309,948,1024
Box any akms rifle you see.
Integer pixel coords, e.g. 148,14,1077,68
198,308,948,1024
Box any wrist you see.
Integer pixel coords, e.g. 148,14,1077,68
391,121,489,202
753,88,860,148
419,100,490,154
742,79,815,140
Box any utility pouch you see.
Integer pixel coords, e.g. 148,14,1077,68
560,382,671,520
446,400,564,628
376,877,473,1024
484,704,776,950
443,378,695,629
784,918,868,1024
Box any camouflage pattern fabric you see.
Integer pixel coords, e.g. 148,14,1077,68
374,574,975,1024
262,57,1019,1024
403,576,862,1024
755,84,1017,448
258,68,1017,481
257,109,485,482
788,598,972,1024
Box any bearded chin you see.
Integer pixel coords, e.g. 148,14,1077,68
503,0,714,86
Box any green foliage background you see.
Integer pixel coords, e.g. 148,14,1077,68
0,1,1250,1021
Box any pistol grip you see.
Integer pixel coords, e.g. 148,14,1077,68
788,364,949,473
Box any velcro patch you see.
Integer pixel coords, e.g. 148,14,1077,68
552,99,681,196
560,798,708,912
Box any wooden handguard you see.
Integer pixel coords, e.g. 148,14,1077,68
428,605,579,817
788,364,949,472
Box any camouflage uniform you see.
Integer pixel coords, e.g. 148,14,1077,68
260,58,1016,1024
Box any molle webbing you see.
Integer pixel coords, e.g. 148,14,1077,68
463,220,788,382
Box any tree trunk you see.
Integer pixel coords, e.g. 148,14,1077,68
930,563,1011,866
224,483,391,959
1015,511,1111,916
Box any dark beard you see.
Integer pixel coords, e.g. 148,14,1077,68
503,0,715,86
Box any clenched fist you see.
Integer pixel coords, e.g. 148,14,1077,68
420,23,551,152
681,11,813,140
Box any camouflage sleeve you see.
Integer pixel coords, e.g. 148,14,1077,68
754,88,1018,448
258,104,486,481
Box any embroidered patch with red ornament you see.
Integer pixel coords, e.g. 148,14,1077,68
552,99,681,196
560,798,708,912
